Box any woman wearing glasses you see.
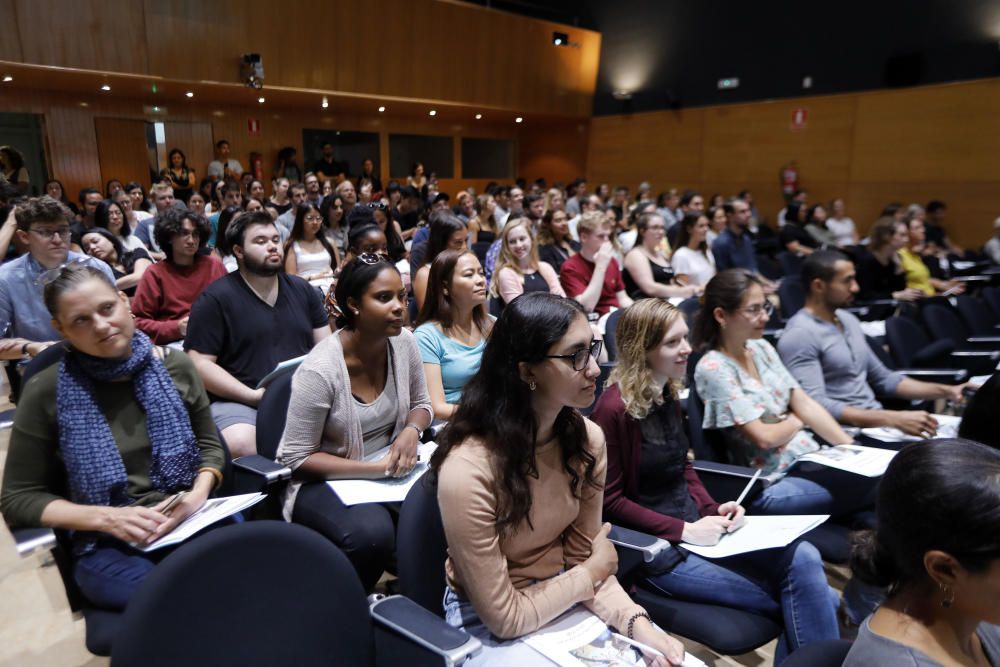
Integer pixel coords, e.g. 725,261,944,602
692,269,876,517
592,299,839,663
277,255,432,591
431,292,685,666
284,202,340,287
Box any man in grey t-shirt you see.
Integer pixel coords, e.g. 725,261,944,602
778,250,966,437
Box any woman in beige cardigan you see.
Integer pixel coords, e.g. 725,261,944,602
277,254,432,591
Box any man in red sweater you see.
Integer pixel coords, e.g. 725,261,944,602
131,208,226,344
559,211,633,331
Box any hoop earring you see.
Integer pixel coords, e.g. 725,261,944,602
940,584,954,609
529,380,536,391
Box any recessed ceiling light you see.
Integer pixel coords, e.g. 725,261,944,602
100,84,111,91
321,97,329,109
257,96,265,104
475,113,482,120
2,75,12,83
515,117,523,123
78,101,89,107
429,109,437,116
378,106,386,113
185,91,194,98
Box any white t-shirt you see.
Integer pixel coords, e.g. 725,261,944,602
670,246,717,286
826,217,857,246
207,159,244,179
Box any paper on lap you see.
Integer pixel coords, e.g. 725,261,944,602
327,442,437,505
860,414,960,444
133,492,266,552
794,444,896,477
681,515,829,559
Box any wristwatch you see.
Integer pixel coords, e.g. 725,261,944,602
20,342,31,361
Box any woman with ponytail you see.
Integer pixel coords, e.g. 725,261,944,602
845,439,1000,665
0,264,225,610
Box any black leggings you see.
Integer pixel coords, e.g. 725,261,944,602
291,482,395,591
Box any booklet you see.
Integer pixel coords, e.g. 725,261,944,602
327,443,437,506
522,607,706,667
255,355,307,389
860,413,960,444
134,492,266,552
793,444,896,477
681,514,829,559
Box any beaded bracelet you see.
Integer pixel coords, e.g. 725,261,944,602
625,611,651,639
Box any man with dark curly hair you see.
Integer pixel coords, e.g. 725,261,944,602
131,207,226,344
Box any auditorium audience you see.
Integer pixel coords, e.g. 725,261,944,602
712,198,760,273
275,183,307,240
779,201,820,256
490,218,564,306
277,255,432,591
844,439,1000,666
670,212,717,287
624,213,701,300
207,139,243,181
368,201,407,263
0,264,225,610
131,208,226,344
163,148,195,203
856,218,925,302
185,211,329,457
0,197,115,366
283,201,339,285
415,250,491,420
560,211,633,328
826,198,859,247
901,215,965,296
592,299,839,663
411,213,468,311
692,269,878,516
779,251,967,435
80,228,152,296
432,292,684,665
43,179,79,215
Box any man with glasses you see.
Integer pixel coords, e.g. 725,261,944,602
778,250,966,437
0,196,114,367
185,211,329,457
275,183,308,241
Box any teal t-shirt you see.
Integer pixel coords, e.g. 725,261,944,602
413,322,486,404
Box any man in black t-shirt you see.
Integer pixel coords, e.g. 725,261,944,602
312,142,347,184
185,211,330,456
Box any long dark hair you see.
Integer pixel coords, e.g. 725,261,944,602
675,212,708,255
424,213,466,267
430,292,599,538
850,439,1000,593
333,257,400,330
691,268,764,351
415,249,491,332
95,199,132,238
285,202,337,270
215,205,243,257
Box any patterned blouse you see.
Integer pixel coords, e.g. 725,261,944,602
694,338,819,475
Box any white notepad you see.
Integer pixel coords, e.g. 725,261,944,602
134,492,266,552
861,413,960,443
794,444,896,477
327,443,437,506
681,514,829,559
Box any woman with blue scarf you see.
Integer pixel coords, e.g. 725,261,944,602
1,264,225,609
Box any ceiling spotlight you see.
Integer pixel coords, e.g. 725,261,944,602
475,113,483,120
257,96,265,104
515,117,523,123
2,75,12,83
321,97,329,109
429,109,437,116
378,106,386,112
185,91,194,98
552,31,568,46
100,84,111,91
611,90,633,101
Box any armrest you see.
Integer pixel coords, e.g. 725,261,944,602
12,527,56,557
370,595,481,667
607,525,673,563
853,299,899,307
692,460,768,506
422,421,447,444
231,455,291,484
967,336,1000,345
898,368,969,384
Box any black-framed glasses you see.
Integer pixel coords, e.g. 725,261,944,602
546,339,603,372
367,202,388,212
29,226,72,241
357,252,390,265
736,302,774,319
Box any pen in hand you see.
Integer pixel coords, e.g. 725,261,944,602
726,468,761,521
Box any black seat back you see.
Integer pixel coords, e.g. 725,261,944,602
255,365,298,460
603,308,625,361
922,303,969,346
777,279,805,320
885,316,930,367
955,295,996,336
397,475,448,616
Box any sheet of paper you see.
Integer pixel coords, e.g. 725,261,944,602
970,374,994,386
135,492,266,552
327,443,437,506
255,354,307,389
681,515,829,559
795,444,896,477
861,413,960,443
522,607,705,667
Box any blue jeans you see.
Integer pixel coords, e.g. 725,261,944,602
751,465,879,518
73,541,168,610
647,540,839,663
443,587,559,666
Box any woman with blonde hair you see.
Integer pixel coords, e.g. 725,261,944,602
489,217,564,306
591,299,839,663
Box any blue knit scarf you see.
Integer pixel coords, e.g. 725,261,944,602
56,330,200,522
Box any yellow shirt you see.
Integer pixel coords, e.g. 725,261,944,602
899,248,934,295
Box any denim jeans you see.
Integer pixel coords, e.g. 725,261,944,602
750,465,879,518
73,541,167,610
646,540,839,664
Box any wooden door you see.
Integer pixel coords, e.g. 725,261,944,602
163,121,214,185
94,118,152,188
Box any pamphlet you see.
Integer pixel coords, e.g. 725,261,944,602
134,492,266,552
681,515,829,559
327,443,437,506
794,444,896,477
861,414,960,444
255,355,307,389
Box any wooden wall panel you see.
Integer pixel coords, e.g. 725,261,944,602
0,0,23,61
517,120,590,187
587,79,1000,249
95,118,151,188
162,121,214,182
30,0,599,117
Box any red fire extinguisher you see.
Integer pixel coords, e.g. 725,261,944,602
780,160,799,202
251,152,263,181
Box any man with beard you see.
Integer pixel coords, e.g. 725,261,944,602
185,211,330,456
778,250,966,437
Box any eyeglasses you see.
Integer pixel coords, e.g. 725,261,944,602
29,227,72,241
357,252,390,265
736,302,774,319
367,202,388,212
303,215,324,223
546,339,603,372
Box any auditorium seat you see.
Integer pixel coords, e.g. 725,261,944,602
922,302,1000,350
602,308,625,361
885,315,998,375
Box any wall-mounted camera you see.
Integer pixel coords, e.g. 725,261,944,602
240,53,264,89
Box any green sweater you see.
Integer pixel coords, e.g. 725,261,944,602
1,348,225,528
